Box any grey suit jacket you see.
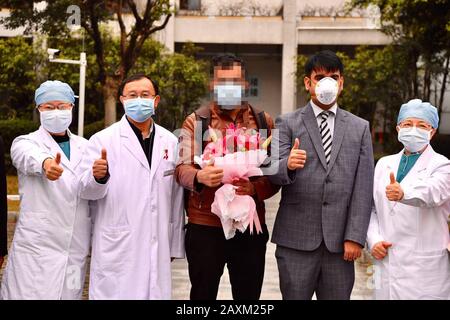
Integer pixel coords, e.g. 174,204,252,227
269,103,374,253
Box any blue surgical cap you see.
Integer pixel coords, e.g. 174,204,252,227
397,99,439,128
35,80,75,106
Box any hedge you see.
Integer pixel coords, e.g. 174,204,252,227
0,119,107,173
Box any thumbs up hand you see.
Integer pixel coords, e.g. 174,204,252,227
385,172,404,201
93,148,108,180
371,241,393,260
287,138,307,170
389,172,396,185
43,152,64,181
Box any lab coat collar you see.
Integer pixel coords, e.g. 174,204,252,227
387,145,435,185
119,116,166,177
39,126,82,174
119,116,151,172
149,124,165,182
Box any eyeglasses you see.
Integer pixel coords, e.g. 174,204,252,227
398,122,432,130
38,103,73,111
122,91,155,99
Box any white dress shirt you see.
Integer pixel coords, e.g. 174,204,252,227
310,100,338,139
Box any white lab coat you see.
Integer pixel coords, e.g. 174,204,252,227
367,145,450,300
1,127,91,300
79,116,185,300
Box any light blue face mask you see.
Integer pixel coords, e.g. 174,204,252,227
214,84,243,109
123,97,155,122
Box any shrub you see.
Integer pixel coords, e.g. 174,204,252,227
0,119,39,173
83,120,105,140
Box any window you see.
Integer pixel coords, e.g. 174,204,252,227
180,0,201,11
248,76,259,98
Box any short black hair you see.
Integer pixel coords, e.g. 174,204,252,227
304,50,344,77
210,54,246,76
118,73,159,98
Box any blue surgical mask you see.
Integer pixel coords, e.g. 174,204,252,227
214,84,243,109
398,126,431,153
124,97,155,122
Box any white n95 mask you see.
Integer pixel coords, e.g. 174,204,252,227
398,126,431,153
315,77,339,105
40,109,72,133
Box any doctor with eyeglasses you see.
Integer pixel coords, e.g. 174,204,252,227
367,99,450,300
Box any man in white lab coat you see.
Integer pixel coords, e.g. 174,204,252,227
1,80,100,299
79,74,185,300
367,99,450,300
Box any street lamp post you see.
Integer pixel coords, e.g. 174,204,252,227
48,50,87,137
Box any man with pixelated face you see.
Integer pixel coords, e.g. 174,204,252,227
175,54,280,300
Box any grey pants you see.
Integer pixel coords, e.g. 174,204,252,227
275,242,355,300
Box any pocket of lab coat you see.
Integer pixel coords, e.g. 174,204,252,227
98,226,131,273
2,249,40,299
159,161,176,182
91,226,131,299
14,210,49,253
414,249,450,299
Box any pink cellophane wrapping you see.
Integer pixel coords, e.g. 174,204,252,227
194,149,267,239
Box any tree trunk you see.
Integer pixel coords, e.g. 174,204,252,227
103,76,120,127
411,51,419,98
437,54,450,133
423,64,432,101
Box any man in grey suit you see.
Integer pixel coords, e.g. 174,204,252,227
269,50,374,300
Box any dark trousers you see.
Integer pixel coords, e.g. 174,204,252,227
185,222,269,300
275,242,355,300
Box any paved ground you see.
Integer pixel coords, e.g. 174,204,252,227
171,192,374,300
1,192,374,300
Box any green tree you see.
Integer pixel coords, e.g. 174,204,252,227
151,43,209,131
0,36,208,137
0,37,37,120
45,36,106,125
337,46,412,153
1,0,173,126
296,45,412,153
350,0,450,129
0,36,107,126
115,40,209,131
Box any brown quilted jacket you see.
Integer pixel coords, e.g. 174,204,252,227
175,103,280,227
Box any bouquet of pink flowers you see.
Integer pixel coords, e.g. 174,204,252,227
194,124,272,239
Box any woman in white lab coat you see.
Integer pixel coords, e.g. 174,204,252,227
367,99,450,300
79,74,185,300
1,80,100,299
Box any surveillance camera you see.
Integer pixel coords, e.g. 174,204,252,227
47,48,60,59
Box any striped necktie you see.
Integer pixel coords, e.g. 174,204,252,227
320,111,332,165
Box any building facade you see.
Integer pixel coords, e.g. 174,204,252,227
1,0,449,133
159,0,449,134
